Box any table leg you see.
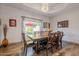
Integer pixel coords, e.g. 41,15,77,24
36,41,39,54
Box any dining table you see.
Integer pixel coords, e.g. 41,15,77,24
27,35,49,54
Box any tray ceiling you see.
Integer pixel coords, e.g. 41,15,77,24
1,3,79,16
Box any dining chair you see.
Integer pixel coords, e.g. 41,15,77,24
57,31,64,48
22,33,27,56
32,37,48,56
46,32,60,55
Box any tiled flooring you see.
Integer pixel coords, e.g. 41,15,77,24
0,41,79,56
53,44,79,56
26,41,74,56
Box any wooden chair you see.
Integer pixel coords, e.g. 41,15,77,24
32,37,48,56
52,32,59,49
57,31,64,48
46,32,60,55
22,33,27,56
45,31,64,55
53,32,64,49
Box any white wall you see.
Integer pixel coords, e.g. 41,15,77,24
50,9,79,44
0,5,49,44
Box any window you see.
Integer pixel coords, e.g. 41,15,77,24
23,17,42,38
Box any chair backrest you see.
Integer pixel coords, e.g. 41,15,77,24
53,32,59,42
22,33,27,46
50,32,63,44
49,32,59,43
57,31,64,41
48,32,54,42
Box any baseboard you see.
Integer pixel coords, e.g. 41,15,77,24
9,41,34,47
8,41,22,46
62,40,79,45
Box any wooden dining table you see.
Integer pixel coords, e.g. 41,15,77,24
29,35,49,54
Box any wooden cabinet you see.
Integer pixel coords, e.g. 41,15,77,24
42,22,49,37
43,22,52,36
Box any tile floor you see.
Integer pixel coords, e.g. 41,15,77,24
0,41,79,56
26,41,73,56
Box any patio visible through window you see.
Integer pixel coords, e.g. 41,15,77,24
23,18,42,38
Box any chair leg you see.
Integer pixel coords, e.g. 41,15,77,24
22,47,27,56
60,40,62,48
51,46,53,53
61,41,62,48
46,46,48,56
36,45,38,54
36,41,40,55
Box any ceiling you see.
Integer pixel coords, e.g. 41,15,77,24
23,3,68,13
1,3,79,17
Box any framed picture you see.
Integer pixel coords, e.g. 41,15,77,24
57,20,68,28
9,19,16,27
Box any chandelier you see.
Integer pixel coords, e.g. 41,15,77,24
41,3,48,12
